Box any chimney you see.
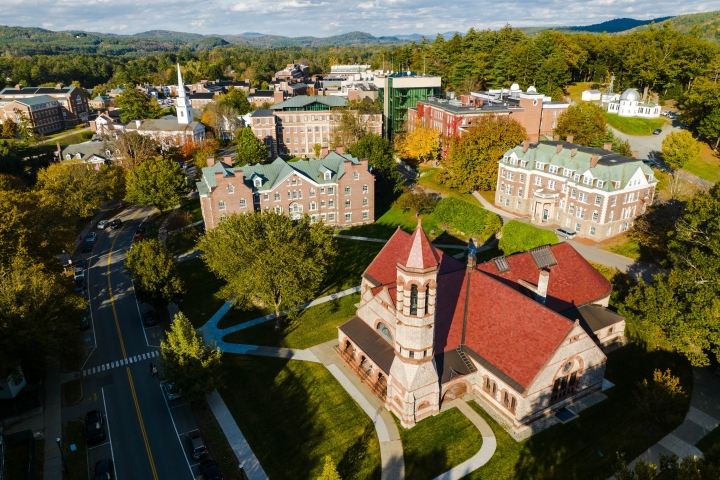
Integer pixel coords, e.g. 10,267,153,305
320,146,329,158
535,269,550,305
335,146,344,155
55,83,64,90
632,151,639,159
223,155,233,167
273,91,284,104
566,135,574,144
603,142,612,151
571,148,578,157
553,135,559,141
207,156,215,167
522,140,530,153
591,154,599,168
15,84,22,90
467,252,477,271
555,144,563,154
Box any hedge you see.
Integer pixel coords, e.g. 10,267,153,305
433,197,501,242
499,220,558,255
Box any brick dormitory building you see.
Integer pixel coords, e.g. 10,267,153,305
197,152,375,229
495,138,657,239
0,83,90,134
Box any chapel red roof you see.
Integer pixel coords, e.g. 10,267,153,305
404,222,440,269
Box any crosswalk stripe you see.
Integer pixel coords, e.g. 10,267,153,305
92,367,96,374
142,353,147,360
101,365,106,371
83,369,87,376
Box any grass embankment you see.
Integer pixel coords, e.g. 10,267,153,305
191,400,246,480
220,356,381,479
416,166,480,205
604,112,668,136
396,408,484,480
683,143,720,184
565,82,597,103
599,234,642,261
175,257,227,329
498,220,558,255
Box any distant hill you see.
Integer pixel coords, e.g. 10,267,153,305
637,10,720,43
220,31,404,47
522,16,674,35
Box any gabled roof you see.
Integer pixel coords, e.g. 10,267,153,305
13,95,58,107
61,141,113,162
271,95,347,110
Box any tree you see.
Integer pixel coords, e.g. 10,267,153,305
219,87,251,116
394,124,441,164
553,103,608,146
124,239,184,307
626,184,720,366
235,127,268,165
628,199,686,263
394,189,438,216
662,131,702,171
115,88,163,123
313,143,322,158
125,159,187,213
698,107,720,150
1,119,17,139
633,369,687,429
614,444,720,479
348,133,403,193
441,115,527,191
0,255,85,377
15,112,35,144
197,212,337,329
317,456,342,480
110,132,160,169
160,312,222,403
201,102,241,140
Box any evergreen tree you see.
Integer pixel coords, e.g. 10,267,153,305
235,127,268,165
317,456,341,480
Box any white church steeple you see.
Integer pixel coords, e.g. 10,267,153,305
176,63,193,125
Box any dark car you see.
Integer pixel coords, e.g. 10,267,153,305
198,460,223,480
93,459,113,480
132,233,144,242
555,227,577,240
185,432,209,460
86,232,97,243
653,128,662,135
80,316,90,330
75,278,86,295
81,242,93,253
85,410,105,443
141,310,157,326
136,227,146,235
109,219,122,230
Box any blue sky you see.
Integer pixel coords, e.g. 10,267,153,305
0,0,714,36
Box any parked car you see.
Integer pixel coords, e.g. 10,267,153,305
93,459,113,480
555,228,577,240
74,267,85,280
653,128,662,135
86,232,97,243
198,460,223,480
98,220,108,229
136,227,146,235
161,381,182,400
82,243,93,253
85,410,105,443
133,233,144,242
109,219,122,230
141,310,157,326
79,316,90,330
185,432,209,460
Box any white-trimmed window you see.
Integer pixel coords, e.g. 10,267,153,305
329,200,334,207
344,187,351,195
575,223,581,232
274,192,280,201
362,198,368,206
579,192,588,203
362,184,368,193
324,171,331,180
518,188,523,197
609,211,614,221
583,176,592,185
240,199,246,208
595,195,602,205
534,177,542,186
329,213,335,221
310,188,316,197
328,187,334,194
274,206,283,214
574,174,580,182
569,205,575,214
362,211,369,219
548,180,556,190
611,196,617,206
345,213,351,222
310,202,317,210
597,180,604,188
345,200,351,209
519,174,525,182
501,169,506,178
590,226,596,236
254,177,262,188
228,185,234,194
353,171,359,180
549,165,558,174
218,201,226,210
592,211,599,222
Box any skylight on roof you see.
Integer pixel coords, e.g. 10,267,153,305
530,246,558,269
493,256,511,273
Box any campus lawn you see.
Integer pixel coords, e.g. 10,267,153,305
166,226,200,257
465,341,693,480
395,408,484,480
683,143,720,184
175,257,227,328
223,293,359,349
219,356,381,479
179,196,203,222
416,166,481,205
604,112,668,136
565,82,596,104
477,190,496,204
341,204,442,240
598,234,642,261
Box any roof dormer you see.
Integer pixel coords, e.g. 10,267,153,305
251,173,263,188
319,165,333,181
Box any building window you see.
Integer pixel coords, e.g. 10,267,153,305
362,185,368,193
220,215,227,222
501,170,506,178
492,382,497,397
362,198,368,206
329,200,334,207
354,171,359,180
344,187,351,195
409,351,414,359
534,177,542,186
310,188,315,197
590,226,596,236
410,284,418,315
575,223,581,232
320,187,325,194
362,211,369,219
328,187,334,195
517,201,521,208
503,391,509,406
505,198,510,206
510,397,516,412
263,193,269,200
548,180,556,190
592,211,599,222
310,202,317,210
549,165,558,174
240,199,246,208
518,188,523,197
569,205,575,214
595,195,601,206
519,174,525,182
218,201,226,210
228,185,234,194
571,189,577,199
611,196,617,206
345,213,351,222
329,213,335,221
579,192,588,203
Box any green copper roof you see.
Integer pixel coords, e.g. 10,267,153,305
270,95,347,110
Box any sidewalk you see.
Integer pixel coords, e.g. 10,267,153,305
43,363,62,480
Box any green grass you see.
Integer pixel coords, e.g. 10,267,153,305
179,197,203,222
683,143,720,184
191,400,246,480
395,408,484,480
697,425,720,454
166,227,200,257
341,203,442,240
62,419,87,480
223,293,358,348
477,190,496,204
175,257,227,328
416,167,480,205
566,82,597,104
498,220,558,255
464,342,692,480
599,235,642,261
220,356,381,479
604,112,668,136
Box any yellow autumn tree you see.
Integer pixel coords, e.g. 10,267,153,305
395,123,441,164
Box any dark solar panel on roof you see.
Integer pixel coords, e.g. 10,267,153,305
493,256,511,273
530,246,558,269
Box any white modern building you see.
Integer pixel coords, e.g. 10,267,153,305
607,88,661,118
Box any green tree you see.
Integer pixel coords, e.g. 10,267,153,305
124,239,184,307
125,159,187,212
633,369,687,429
312,143,322,158
626,184,720,366
1,119,17,139
698,107,720,150
394,189,438,216
330,101,381,150
197,212,337,329
348,133,403,193
219,86,251,116
628,199,686,263
661,131,702,171
160,312,222,403
0,255,85,377
116,88,163,123
317,456,342,480
235,127,268,165
553,103,608,146
441,115,527,192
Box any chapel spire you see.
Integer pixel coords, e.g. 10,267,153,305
403,220,440,270
176,63,193,125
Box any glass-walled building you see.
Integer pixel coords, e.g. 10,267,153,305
376,73,442,141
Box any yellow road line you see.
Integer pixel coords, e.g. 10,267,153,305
106,208,158,480
127,366,159,480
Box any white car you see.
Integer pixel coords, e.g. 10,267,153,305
97,220,108,229
161,381,182,400
74,267,85,280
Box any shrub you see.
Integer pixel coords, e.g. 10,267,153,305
633,368,687,429
498,220,558,255
394,189,438,216
433,197,501,242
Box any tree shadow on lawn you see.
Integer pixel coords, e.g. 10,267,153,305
320,239,383,295
512,342,692,480
219,356,380,479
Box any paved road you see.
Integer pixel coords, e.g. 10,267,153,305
78,206,200,480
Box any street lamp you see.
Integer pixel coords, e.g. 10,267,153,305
239,463,249,480
55,437,68,473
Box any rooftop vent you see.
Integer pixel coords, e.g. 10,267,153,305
492,256,511,273
530,246,558,270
